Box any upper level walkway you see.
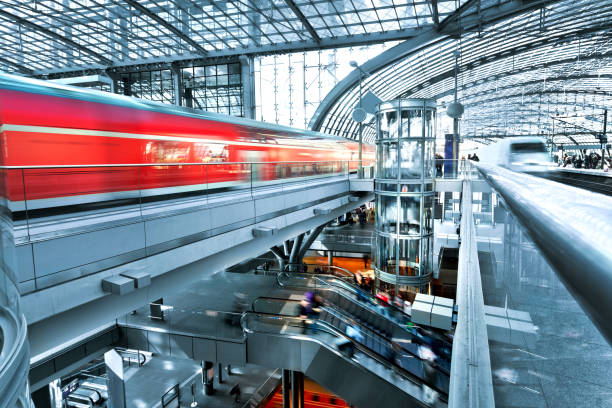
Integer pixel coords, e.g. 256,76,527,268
0,162,373,363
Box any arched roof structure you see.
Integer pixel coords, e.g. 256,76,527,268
310,0,612,146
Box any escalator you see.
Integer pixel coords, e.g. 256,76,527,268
277,273,453,351
241,311,447,407
252,297,450,392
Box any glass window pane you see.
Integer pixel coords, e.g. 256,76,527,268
399,140,423,179
399,196,420,235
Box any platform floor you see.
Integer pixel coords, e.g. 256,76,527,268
477,213,612,407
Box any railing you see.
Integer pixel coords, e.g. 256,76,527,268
1,160,360,237
251,296,450,393
475,162,612,344
448,177,495,408
119,305,245,342
317,230,374,246
436,159,479,179
276,272,418,331
240,311,448,399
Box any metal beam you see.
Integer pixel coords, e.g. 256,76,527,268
437,0,480,33
283,0,321,43
32,26,427,77
0,9,112,66
297,225,326,260
0,56,33,75
430,56,612,102
430,0,440,26
124,0,208,56
309,0,553,131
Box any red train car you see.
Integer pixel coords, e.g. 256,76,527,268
0,73,374,214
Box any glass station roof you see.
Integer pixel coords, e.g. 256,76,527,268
0,0,467,75
0,0,609,147
313,0,612,146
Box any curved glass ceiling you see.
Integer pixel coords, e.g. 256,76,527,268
315,0,612,146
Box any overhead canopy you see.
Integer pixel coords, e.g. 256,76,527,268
0,0,468,75
311,0,612,146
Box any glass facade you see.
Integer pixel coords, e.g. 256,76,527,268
374,99,436,290
115,62,244,116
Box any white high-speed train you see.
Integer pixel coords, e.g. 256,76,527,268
476,136,552,172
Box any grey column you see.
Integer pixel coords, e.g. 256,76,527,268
240,55,256,119
171,62,182,106
327,250,333,266
290,371,304,408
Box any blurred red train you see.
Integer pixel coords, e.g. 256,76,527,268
0,74,374,214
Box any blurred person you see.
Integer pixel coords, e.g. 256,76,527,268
337,324,364,358
434,153,444,177
419,344,439,405
375,292,391,318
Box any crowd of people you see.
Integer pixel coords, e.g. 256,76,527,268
558,149,612,170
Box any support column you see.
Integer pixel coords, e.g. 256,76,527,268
290,371,304,408
171,62,182,106
122,77,131,96
327,251,333,266
282,369,291,408
240,55,256,119
297,225,325,262
203,361,214,395
288,234,304,271
270,246,287,271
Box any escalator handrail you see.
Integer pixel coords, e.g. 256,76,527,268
277,272,452,347
252,296,451,378
240,310,449,398
278,271,411,320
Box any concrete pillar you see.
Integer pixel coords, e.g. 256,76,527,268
327,250,333,266
290,371,304,408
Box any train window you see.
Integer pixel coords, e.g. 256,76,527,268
510,143,546,153
202,144,229,162
312,394,319,402
330,397,337,405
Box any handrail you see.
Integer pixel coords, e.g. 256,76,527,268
277,272,412,322
448,178,495,408
0,160,365,169
252,296,451,379
475,163,612,343
240,311,448,399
